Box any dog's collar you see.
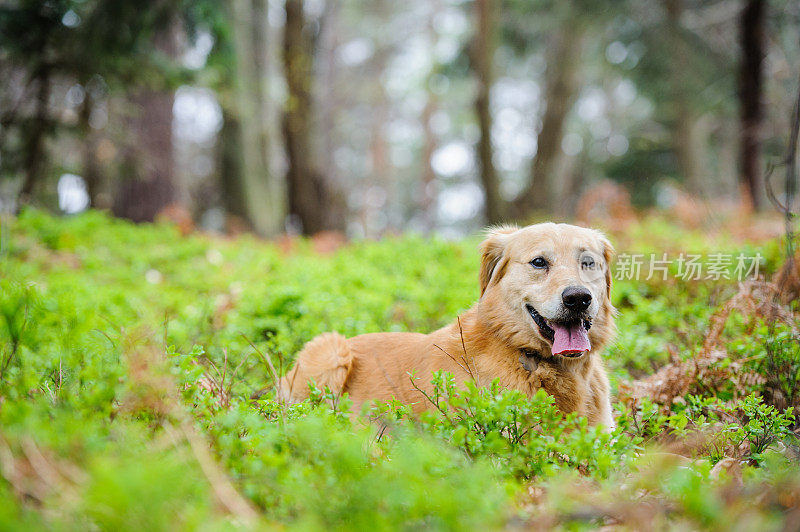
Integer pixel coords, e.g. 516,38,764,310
519,349,546,372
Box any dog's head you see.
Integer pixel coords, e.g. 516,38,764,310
477,223,615,359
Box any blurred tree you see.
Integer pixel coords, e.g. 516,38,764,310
282,0,343,234
182,0,259,230
602,0,740,205
421,1,441,233
0,1,63,208
231,0,285,235
2,0,796,233
75,76,108,208
516,20,585,215
112,19,181,222
664,0,707,197
739,0,766,211
0,0,190,215
471,0,505,224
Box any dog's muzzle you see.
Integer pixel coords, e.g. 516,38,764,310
526,304,592,358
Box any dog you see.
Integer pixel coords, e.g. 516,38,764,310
277,223,616,427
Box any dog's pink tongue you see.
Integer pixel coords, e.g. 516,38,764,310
551,322,590,355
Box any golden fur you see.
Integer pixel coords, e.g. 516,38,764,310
277,223,616,427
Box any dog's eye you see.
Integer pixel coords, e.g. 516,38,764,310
581,257,596,269
530,257,548,269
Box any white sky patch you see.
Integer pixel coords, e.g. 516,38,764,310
173,86,222,145
490,78,539,182
304,0,326,18
438,182,484,223
433,8,469,35
607,134,630,156
340,38,374,66
614,79,637,107
494,78,541,111
62,9,80,28
385,36,431,99
432,142,471,177
434,36,460,63
576,89,606,121
65,84,85,108
605,41,627,65
496,107,522,130
590,118,612,139
387,118,421,145
183,31,214,70
58,174,89,214
495,151,518,173
89,104,107,130
509,130,536,158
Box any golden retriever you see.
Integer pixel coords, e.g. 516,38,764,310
277,223,616,427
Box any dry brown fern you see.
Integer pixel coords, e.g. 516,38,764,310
619,281,789,410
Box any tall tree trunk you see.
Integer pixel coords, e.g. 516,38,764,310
513,23,584,216
251,0,270,195
472,0,504,224
665,0,706,197
18,65,51,209
231,0,285,235
282,0,342,235
738,0,765,211
112,23,179,222
317,0,342,212
218,108,247,225
421,93,438,233
367,97,392,236
79,82,105,209
112,91,176,222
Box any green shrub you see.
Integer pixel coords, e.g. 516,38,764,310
372,372,637,480
2,209,799,529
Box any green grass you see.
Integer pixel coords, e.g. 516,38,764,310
0,209,798,530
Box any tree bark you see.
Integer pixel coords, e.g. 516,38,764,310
112,22,179,222
282,0,342,235
218,108,247,224
472,0,504,224
231,0,285,235
421,93,438,233
79,82,105,209
738,0,765,211
251,0,270,197
18,65,51,209
513,23,584,217
317,0,342,212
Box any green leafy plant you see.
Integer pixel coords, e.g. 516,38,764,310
2,209,800,529
378,371,637,479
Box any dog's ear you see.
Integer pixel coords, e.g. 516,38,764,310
479,225,518,297
597,233,615,299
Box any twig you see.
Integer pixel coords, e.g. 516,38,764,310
765,75,800,267
241,333,279,386
433,343,471,378
172,422,259,526
457,315,481,387
163,310,170,348
408,373,450,419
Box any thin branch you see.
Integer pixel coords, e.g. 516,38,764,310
433,343,471,378
241,333,279,386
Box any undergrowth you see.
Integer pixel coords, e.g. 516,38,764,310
0,209,798,530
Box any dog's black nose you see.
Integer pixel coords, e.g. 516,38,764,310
562,286,592,312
